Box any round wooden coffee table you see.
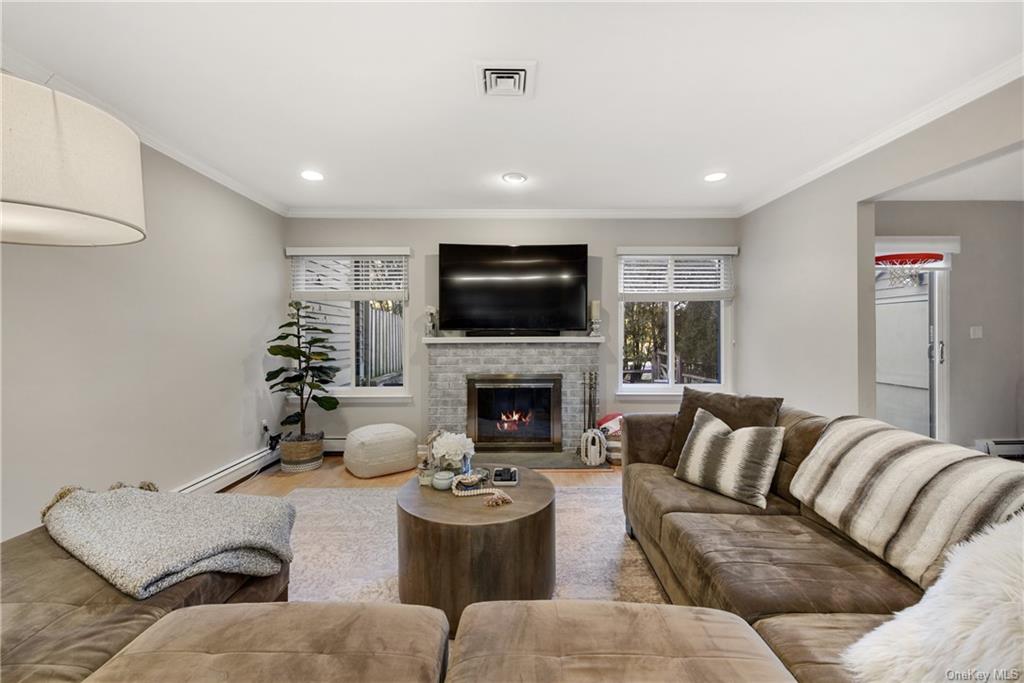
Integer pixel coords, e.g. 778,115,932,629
397,465,555,634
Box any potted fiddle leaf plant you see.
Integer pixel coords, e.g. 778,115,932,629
265,301,341,472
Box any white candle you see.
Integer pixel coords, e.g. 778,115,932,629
590,300,601,320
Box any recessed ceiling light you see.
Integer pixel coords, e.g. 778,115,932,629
301,169,324,181
502,172,528,184
704,172,728,183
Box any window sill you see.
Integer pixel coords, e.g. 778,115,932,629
616,384,724,401
287,391,413,405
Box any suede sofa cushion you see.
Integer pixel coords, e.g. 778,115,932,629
1,527,287,683
674,408,785,509
88,602,450,683
754,614,890,683
448,600,796,682
773,407,830,505
624,463,797,539
658,513,921,623
665,388,783,469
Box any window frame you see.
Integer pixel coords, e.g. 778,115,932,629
615,247,736,398
285,247,413,403
616,299,733,397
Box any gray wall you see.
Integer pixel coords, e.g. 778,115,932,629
1,146,288,539
284,218,738,441
875,201,1024,444
736,79,1023,418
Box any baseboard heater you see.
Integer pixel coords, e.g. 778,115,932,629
174,447,279,494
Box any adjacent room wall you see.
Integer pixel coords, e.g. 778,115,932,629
1,146,288,539
875,201,1024,445
736,79,1023,418
284,218,738,441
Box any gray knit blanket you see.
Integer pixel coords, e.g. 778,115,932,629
43,487,295,599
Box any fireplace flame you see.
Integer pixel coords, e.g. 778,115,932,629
496,409,532,432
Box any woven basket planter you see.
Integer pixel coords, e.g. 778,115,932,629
280,438,324,473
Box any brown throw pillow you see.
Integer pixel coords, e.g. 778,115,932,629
663,387,784,468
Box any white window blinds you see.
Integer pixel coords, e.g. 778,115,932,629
287,248,410,302
618,251,735,302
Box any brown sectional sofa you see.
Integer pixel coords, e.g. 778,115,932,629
621,406,916,682
1,526,289,682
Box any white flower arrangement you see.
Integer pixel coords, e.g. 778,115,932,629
431,431,475,467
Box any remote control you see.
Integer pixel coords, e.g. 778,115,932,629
491,466,519,487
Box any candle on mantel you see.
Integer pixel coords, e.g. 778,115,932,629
590,300,601,320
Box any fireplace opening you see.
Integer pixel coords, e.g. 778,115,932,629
467,374,562,451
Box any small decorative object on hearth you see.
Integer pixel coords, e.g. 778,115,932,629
580,429,607,466
265,301,341,472
424,305,438,337
431,431,475,474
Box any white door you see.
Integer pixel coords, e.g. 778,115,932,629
875,271,948,438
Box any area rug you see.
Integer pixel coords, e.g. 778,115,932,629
286,486,666,604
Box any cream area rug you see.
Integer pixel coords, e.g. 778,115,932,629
286,486,666,604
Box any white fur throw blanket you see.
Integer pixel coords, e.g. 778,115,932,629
43,486,295,599
843,514,1024,682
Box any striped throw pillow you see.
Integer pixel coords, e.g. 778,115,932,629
673,408,785,509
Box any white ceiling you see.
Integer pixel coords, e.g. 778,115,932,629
3,2,1022,217
881,146,1023,201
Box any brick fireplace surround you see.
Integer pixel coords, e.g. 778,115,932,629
424,337,602,453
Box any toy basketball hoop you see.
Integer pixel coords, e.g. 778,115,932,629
875,252,943,288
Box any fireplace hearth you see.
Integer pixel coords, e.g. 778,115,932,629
467,374,562,451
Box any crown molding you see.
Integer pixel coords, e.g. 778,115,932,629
2,47,287,216
282,207,742,220
6,44,1018,223
738,55,1024,216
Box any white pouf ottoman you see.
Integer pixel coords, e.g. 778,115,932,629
344,423,418,478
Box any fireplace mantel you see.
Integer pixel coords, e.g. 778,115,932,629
423,336,604,345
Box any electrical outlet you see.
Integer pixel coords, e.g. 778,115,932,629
969,326,983,340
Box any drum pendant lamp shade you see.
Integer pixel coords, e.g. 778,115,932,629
1,73,146,246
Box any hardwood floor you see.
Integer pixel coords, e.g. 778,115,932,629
227,455,621,496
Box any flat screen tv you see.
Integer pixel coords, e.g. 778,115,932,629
439,243,588,332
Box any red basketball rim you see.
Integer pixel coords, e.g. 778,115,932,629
874,252,943,266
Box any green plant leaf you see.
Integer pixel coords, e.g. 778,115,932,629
270,374,305,389
312,395,340,411
265,367,288,381
308,352,334,361
304,326,334,333
278,321,298,329
305,382,324,390
268,344,303,359
310,344,337,351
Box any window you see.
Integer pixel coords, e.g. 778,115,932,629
618,248,735,393
287,248,410,395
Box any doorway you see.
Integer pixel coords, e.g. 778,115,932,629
874,251,950,439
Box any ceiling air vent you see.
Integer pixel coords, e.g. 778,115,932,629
476,61,536,97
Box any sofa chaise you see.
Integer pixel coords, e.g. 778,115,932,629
619,404,1022,682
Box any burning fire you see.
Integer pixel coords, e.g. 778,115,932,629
496,410,532,432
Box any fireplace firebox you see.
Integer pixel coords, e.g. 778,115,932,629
466,374,562,451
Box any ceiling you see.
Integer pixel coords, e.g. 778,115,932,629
3,2,1021,217
881,146,1023,201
